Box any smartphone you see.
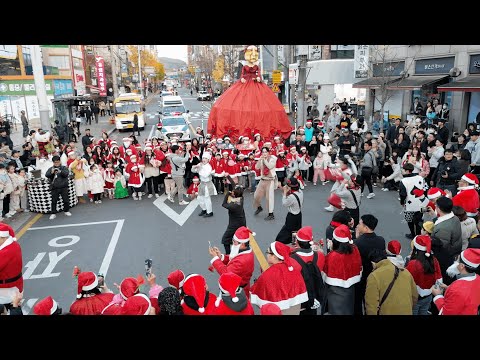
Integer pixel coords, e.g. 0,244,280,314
97,274,105,287
208,241,212,249
145,259,153,277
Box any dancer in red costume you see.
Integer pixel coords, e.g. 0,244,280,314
207,45,291,141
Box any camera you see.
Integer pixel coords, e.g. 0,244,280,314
291,231,297,245
420,206,432,213
97,274,105,287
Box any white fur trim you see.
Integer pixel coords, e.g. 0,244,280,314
296,234,312,243
270,242,283,260
322,271,362,288
50,299,58,314
456,274,478,282
333,233,351,243
232,296,239,302
210,256,220,265
215,294,221,307
416,285,433,297
250,291,308,310
82,275,98,291
461,252,479,268
0,236,13,251
198,307,205,313
413,236,427,252
134,293,152,315
0,230,10,237
433,294,444,303
462,174,478,184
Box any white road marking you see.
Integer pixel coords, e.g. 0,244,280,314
148,124,155,140
22,298,39,315
28,219,125,278
153,194,198,226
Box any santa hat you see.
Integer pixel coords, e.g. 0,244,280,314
264,142,272,147
33,296,58,315
300,146,307,151
156,122,163,128
126,148,133,155
274,136,281,140
233,226,255,243
296,226,313,245
270,241,294,271
427,187,446,200
111,140,117,145
0,223,15,238
122,137,131,142
135,145,142,149
121,293,152,315
181,274,207,313
222,151,229,156
460,248,480,269
218,272,242,303
387,240,402,256
317,121,324,127
260,303,282,315
243,136,249,141
306,120,312,125
461,173,479,186
333,224,353,244
144,146,153,151
323,134,330,140
76,272,98,298
289,146,296,151
238,136,244,142
413,235,432,257
192,176,200,182
130,155,137,161
224,137,231,141
238,153,245,158
254,133,261,138
196,126,202,131
119,277,140,300
202,151,212,161
167,269,186,290
67,151,75,157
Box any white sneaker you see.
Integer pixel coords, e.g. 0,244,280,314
382,188,389,192
322,181,330,185
138,195,142,200
64,212,72,216
94,200,98,204
179,200,189,205
155,193,160,198
367,193,375,199
167,195,174,203
5,213,12,218
148,194,153,199
373,183,378,187
49,214,57,220
324,205,334,212
133,196,138,201
360,193,364,197
98,200,102,204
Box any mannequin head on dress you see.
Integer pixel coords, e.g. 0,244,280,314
244,45,259,65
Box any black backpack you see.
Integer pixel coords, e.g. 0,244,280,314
290,251,326,311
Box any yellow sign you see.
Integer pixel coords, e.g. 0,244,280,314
272,70,282,84
272,83,280,93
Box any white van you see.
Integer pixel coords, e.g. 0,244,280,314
161,95,186,117
161,95,183,108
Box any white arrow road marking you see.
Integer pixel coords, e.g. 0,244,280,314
153,194,198,226
147,124,155,140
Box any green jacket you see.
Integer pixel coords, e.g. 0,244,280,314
365,259,418,315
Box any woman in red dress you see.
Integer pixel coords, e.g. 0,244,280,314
207,45,291,142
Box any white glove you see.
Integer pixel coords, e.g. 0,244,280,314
311,298,321,310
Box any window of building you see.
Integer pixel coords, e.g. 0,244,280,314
22,46,32,68
48,55,70,70
73,57,83,70
0,45,21,75
330,45,355,59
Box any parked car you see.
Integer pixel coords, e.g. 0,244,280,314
197,91,211,101
160,115,191,141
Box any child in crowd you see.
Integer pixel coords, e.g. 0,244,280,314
293,169,305,190
88,164,105,204
70,156,88,204
126,155,145,200
187,176,200,200
114,168,129,199
103,161,115,200
18,168,28,212
7,165,22,217
0,163,13,220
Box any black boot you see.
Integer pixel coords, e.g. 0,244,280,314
198,210,207,216
254,206,263,215
204,212,213,217
264,213,275,221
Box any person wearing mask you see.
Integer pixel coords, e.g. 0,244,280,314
399,163,429,239
431,148,459,195
337,128,355,157
431,196,462,285
275,177,303,244
365,249,418,315
353,214,386,315
464,130,480,175
81,128,94,154
431,248,480,315
451,173,480,219
208,226,255,299
166,145,189,205
45,155,72,220
427,138,445,185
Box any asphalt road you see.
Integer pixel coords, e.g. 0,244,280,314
17,88,411,314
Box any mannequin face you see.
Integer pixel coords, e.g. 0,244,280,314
244,46,259,64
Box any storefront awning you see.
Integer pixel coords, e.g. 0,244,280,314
386,75,449,90
352,76,402,88
437,76,480,92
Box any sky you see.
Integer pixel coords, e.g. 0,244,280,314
155,45,188,62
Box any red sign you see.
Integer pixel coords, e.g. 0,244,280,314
95,56,107,96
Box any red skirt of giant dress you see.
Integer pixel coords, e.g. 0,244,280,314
207,81,292,141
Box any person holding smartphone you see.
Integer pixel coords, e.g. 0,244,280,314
275,177,303,244
221,186,246,254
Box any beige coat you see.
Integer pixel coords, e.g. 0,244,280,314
365,259,418,315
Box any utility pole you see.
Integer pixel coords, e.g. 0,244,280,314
296,54,308,127
138,45,143,97
30,45,51,130
109,45,119,99
273,45,278,71
283,45,292,111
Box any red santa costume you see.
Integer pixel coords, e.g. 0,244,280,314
260,303,282,315
167,269,186,291
210,226,255,298
126,155,145,197
426,187,446,212
322,225,362,315
69,272,115,315
0,223,23,305
180,274,217,315
121,293,153,315
187,177,200,198
103,165,115,191
452,173,480,217
212,272,255,315
66,151,76,168
433,248,480,315
33,296,60,315
118,138,138,158
207,46,291,141
405,235,442,298
250,241,308,314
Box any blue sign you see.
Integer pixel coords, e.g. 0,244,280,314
415,57,455,75
53,79,74,97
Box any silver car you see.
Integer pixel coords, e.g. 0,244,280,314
160,115,191,141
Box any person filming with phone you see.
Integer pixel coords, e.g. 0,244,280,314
221,186,246,255
45,155,72,220
275,177,303,244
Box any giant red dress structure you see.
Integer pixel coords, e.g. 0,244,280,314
207,63,292,142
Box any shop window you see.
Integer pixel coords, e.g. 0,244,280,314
0,45,21,75
22,46,32,68
48,55,70,70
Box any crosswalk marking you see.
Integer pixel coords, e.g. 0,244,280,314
22,298,39,315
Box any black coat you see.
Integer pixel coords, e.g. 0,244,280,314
437,126,450,146
355,232,386,282
133,114,139,131
221,193,246,245
432,157,460,185
82,135,93,150
0,120,11,135
0,135,13,150
45,165,70,189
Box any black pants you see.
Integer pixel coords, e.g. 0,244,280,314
158,173,167,193
407,211,423,237
145,176,159,194
361,173,373,194
276,212,302,244
354,280,367,315
100,109,105,116
301,170,308,183
2,194,10,216
307,106,312,116
213,177,224,193
51,187,69,214
93,193,101,201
